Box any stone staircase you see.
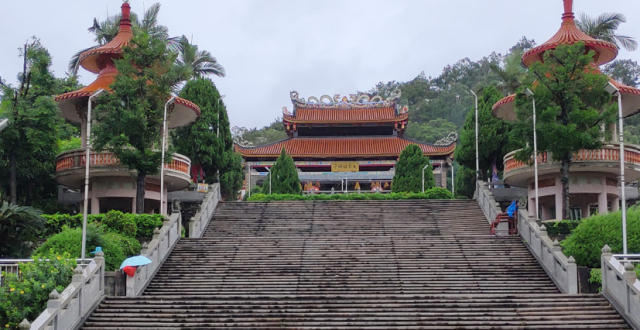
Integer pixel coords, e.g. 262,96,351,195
81,200,630,329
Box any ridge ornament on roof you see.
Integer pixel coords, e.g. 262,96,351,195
289,90,401,109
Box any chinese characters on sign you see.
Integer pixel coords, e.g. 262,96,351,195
331,162,359,172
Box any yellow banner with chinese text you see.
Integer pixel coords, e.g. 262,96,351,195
331,162,359,172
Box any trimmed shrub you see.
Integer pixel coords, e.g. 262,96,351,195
545,220,581,237
33,224,141,271
134,214,164,238
269,149,302,194
101,210,137,238
561,207,640,268
0,250,76,329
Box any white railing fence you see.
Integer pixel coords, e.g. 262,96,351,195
189,183,221,238
601,247,640,329
126,210,182,297
21,252,105,330
0,259,93,287
475,179,578,294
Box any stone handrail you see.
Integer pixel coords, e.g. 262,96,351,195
25,253,105,330
504,143,640,174
55,149,191,175
476,179,578,294
189,183,221,238
126,211,182,297
601,248,640,329
517,207,578,294
476,180,501,224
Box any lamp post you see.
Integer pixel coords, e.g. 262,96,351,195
160,96,176,216
469,89,479,180
605,82,627,255
265,165,272,194
0,118,9,131
451,162,455,196
523,88,539,220
422,163,430,193
81,88,106,263
216,95,226,183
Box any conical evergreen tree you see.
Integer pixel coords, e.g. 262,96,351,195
171,78,242,199
269,149,301,194
392,144,433,193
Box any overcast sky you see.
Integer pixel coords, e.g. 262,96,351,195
1,1,639,129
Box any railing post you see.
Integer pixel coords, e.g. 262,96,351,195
47,289,60,328
567,256,577,294
601,245,612,291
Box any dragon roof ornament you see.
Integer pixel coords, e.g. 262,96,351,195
289,90,401,110
435,131,458,146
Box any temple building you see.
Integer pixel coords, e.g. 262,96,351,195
54,2,199,213
492,0,640,220
237,91,456,192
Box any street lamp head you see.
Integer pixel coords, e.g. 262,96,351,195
523,88,534,98
166,95,177,106
604,82,619,96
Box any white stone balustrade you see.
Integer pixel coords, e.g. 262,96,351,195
25,252,105,330
126,211,182,297
601,247,640,329
476,180,578,294
189,183,221,238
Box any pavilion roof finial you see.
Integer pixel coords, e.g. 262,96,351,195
562,0,575,24
120,1,132,30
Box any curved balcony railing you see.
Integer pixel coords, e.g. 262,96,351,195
55,149,190,175
504,143,640,174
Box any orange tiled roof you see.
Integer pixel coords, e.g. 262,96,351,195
284,107,407,124
522,0,617,67
236,136,455,158
55,65,117,102
78,3,134,74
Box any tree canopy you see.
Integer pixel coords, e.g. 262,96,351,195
269,149,301,195
392,144,433,193
513,42,616,219
93,33,180,213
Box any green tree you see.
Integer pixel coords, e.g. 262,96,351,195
454,165,475,199
603,59,640,87
455,85,513,180
174,35,225,80
392,144,433,193
93,33,180,214
489,49,527,95
0,38,76,209
404,118,457,144
268,149,301,194
513,42,616,220
171,78,241,199
0,202,44,258
576,12,637,51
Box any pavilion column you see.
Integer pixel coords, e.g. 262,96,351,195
611,196,620,212
91,191,100,215
555,192,563,220
581,203,590,219
598,192,608,215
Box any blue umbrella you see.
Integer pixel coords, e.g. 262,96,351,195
119,255,152,269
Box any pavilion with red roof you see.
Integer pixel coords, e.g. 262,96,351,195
54,2,199,214
493,0,640,220
236,91,456,192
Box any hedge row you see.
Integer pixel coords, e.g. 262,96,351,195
544,220,581,237
247,188,453,202
42,211,164,239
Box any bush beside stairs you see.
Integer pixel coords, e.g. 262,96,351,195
80,200,630,329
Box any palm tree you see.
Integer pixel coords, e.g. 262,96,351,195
576,12,637,51
174,35,226,80
489,49,527,95
0,202,44,257
68,3,170,76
